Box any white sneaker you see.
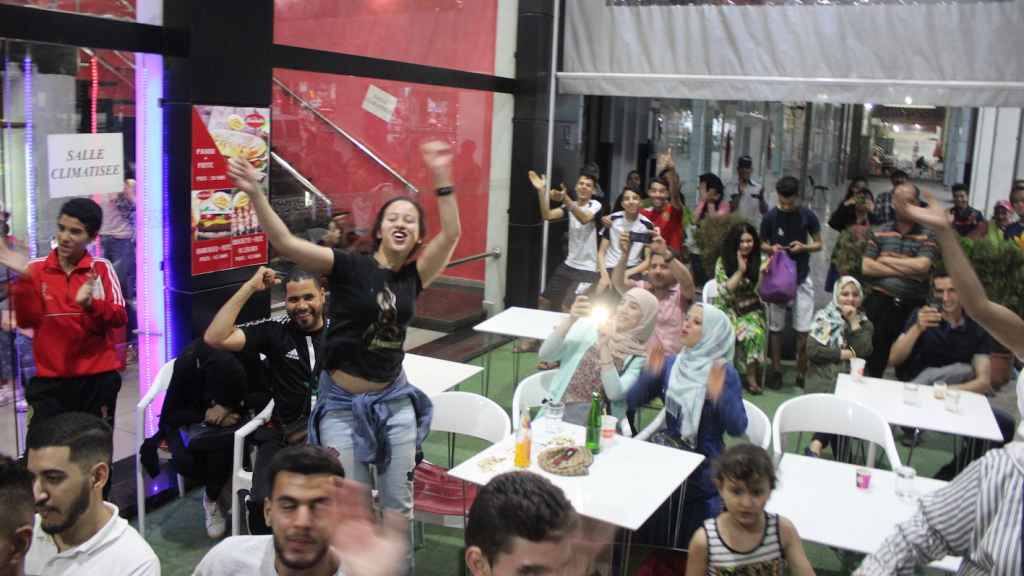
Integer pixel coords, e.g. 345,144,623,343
203,493,227,539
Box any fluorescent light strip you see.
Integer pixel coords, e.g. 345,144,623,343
23,53,36,258
90,57,98,134
135,52,167,438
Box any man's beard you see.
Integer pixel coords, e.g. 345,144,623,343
273,531,329,571
39,479,91,535
289,308,320,329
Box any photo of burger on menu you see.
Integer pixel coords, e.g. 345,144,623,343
191,104,270,275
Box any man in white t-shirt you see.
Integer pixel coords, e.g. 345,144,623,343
597,188,653,294
24,412,158,576
528,167,603,311
193,444,405,576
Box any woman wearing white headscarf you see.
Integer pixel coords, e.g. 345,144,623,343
611,303,748,548
538,287,660,424
805,276,874,457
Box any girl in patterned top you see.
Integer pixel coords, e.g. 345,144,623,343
686,444,815,576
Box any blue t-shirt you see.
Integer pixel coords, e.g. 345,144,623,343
760,206,821,284
1005,221,1024,243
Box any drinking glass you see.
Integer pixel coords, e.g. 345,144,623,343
895,466,917,499
933,381,947,400
902,382,920,406
541,400,565,441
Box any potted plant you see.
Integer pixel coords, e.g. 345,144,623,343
694,214,746,278
955,234,1024,385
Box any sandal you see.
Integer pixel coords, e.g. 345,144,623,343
513,340,539,353
536,361,560,371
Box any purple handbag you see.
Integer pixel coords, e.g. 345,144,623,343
758,251,797,304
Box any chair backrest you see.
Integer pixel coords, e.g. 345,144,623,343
702,279,719,305
136,359,177,414
431,392,511,445
772,394,902,469
511,370,557,426
742,400,771,450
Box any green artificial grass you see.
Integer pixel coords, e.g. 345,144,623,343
142,342,953,575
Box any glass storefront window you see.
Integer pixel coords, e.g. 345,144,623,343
270,68,496,291
1,0,136,21
273,0,510,78
1,38,138,458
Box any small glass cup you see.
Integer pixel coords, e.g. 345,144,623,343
849,358,866,382
855,468,872,490
944,389,961,413
933,381,947,400
600,415,618,451
895,465,917,499
902,382,920,406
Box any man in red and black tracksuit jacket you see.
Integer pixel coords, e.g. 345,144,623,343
5,198,126,431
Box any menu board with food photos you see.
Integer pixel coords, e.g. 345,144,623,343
190,105,270,275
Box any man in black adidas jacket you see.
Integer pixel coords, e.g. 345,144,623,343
205,265,328,534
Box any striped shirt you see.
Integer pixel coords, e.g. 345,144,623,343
855,443,1024,575
703,512,785,574
864,222,937,299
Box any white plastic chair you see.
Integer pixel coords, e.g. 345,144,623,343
635,408,666,441
135,359,183,537
701,279,719,305
742,400,771,450
511,369,557,426
772,394,901,469
413,392,511,531
230,399,275,536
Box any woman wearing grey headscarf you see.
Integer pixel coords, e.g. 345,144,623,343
609,303,748,548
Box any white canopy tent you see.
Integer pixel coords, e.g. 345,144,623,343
538,0,1024,288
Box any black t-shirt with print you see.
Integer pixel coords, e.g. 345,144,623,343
242,317,326,432
325,249,422,382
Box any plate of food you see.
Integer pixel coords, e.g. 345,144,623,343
211,129,268,168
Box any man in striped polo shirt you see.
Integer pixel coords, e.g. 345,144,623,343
860,183,937,379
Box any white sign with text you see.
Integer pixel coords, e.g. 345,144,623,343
47,133,124,198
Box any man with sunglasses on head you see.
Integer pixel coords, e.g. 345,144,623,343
205,265,329,534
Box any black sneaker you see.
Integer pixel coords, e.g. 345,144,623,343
765,370,784,390
795,376,806,389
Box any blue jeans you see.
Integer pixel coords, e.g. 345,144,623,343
318,396,416,572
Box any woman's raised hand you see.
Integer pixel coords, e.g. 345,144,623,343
227,156,264,196
736,250,748,273
707,359,727,401
569,295,592,319
420,140,454,188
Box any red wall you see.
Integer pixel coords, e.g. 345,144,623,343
271,1,499,282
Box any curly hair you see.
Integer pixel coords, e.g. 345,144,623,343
720,222,762,286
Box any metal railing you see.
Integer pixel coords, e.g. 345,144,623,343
446,248,501,268
272,77,419,195
271,151,333,208
80,47,134,88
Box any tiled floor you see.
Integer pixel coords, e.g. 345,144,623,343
0,327,447,460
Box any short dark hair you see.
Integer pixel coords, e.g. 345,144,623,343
371,197,426,254
699,173,724,195
59,197,103,237
627,170,640,179
0,454,35,533
26,412,112,472
712,443,777,490
268,445,345,493
287,268,323,289
952,183,968,195
891,169,909,182
465,471,577,564
648,177,669,191
580,162,601,182
775,176,800,198
1011,187,1024,202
